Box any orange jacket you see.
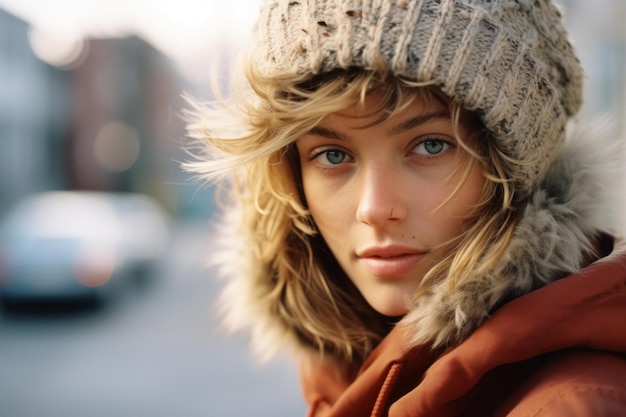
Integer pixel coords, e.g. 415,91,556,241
300,241,626,417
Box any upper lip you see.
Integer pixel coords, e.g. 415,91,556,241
357,245,424,258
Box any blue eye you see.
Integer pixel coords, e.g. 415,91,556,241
413,139,452,156
317,150,348,166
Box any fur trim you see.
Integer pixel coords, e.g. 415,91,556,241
402,119,623,348
209,204,299,363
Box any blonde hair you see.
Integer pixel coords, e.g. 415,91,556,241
185,65,520,364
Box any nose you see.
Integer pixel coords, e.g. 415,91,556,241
355,164,406,226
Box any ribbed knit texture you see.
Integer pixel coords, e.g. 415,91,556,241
252,0,584,196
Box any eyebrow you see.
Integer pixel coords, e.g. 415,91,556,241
307,126,348,140
387,111,451,136
307,111,452,140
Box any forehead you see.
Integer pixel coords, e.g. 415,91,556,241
319,88,452,130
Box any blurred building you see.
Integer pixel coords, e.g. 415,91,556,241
0,9,70,215
0,7,210,218
65,36,188,213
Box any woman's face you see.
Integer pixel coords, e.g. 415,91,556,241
296,90,485,316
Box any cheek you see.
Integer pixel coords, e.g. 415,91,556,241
441,164,485,223
302,175,354,235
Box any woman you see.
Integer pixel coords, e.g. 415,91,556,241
185,0,626,415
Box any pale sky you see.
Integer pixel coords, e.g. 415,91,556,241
0,0,263,82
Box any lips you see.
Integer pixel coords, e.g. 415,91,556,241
357,246,425,278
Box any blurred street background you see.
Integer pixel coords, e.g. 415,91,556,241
0,220,305,417
0,1,624,416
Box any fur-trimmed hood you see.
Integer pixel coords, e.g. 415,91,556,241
210,120,622,361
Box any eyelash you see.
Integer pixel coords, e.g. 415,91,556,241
411,136,455,158
308,148,353,168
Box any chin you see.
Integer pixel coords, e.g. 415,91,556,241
371,302,410,318
363,287,414,317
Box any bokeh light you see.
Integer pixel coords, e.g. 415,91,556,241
93,121,141,173
28,26,87,68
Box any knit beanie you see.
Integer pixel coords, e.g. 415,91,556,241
252,0,584,198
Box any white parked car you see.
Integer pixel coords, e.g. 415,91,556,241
0,191,171,305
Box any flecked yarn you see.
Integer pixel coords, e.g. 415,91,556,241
252,0,584,197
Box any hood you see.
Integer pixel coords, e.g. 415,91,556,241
402,119,623,348
210,119,623,361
